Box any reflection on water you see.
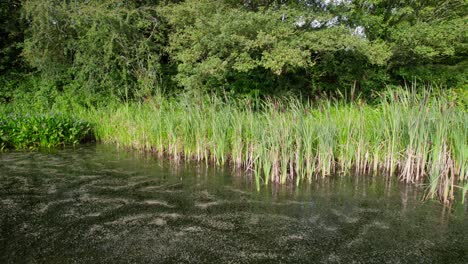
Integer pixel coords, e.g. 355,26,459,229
0,144,467,263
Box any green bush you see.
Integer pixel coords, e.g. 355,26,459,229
2,0,466,100
0,113,92,150
22,0,166,100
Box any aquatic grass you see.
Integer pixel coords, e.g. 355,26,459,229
78,87,466,203
463,182,468,203
0,113,92,150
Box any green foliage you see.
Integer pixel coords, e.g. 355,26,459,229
0,0,24,74
0,73,21,104
0,113,92,150
348,0,467,87
160,0,467,94
396,61,468,90
22,0,166,100
1,0,466,100
163,0,391,94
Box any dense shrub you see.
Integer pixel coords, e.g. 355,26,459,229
0,0,465,100
21,0,166,100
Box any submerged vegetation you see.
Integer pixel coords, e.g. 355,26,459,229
77,88,466,204
0,113,91,150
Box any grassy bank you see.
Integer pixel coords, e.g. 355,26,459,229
76,88,467,204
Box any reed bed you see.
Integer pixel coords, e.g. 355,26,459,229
82,88,467,203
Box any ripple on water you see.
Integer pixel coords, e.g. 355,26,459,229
330,209,360,224
308,215,320,224
79,194,134,205
1,146,466,263
159,213,183,219
194,201,224,209
84,212,103,217
1,199,17,208
140,200,175,208
346,220,391,248
319,222,338,232
77,175,102,180
248,215,259,225
346,237,364,248
369,220,390,229
39,167,62,176
36,199,75,214
224,186,252,196
47,184,57,194
198,190,216,200
287,235,304,240
247,252,278,261
89,184,136,191
181,226,203,232
138,182,183,192
192,215,236,231
149,217,167,226
324,253,341,263
105,213,154,225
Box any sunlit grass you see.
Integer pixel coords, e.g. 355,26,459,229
75,87,467,203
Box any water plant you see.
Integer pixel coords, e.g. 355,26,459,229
0,113,92,150
80,87,467,203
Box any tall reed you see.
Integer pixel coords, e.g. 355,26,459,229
80,88,467,203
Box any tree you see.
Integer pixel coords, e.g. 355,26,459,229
0,0,24,73
347,0,468,87
163,0,390,95
0,0,26,103
15,0,467,101
21,0,167,101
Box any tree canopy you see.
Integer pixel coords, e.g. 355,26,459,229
1,0,466,101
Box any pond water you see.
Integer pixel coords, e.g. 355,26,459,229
0,145,467,263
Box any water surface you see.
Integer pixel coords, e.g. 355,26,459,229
1,145,467,263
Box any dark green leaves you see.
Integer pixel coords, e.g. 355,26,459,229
22,0,166,100
163,0,391,94
9,0,468,99
0,114,92,150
